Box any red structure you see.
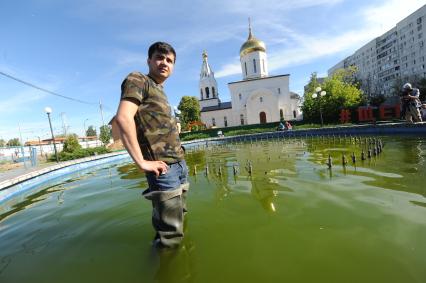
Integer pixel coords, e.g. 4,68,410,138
357,106,376,122
339,109,351,123
339,104,401,124
379,104,400,120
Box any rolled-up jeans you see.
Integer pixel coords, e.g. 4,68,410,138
142,160,189,248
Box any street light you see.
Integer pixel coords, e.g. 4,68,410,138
44,107,59,163
312,87,327,127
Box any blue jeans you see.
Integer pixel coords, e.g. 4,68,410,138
145,160,189,191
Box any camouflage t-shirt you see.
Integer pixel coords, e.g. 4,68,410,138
120,72,184,163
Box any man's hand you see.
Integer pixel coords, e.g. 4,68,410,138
138,160,168,177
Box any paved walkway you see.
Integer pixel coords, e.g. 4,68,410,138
0,151,128,191
0,162,52,184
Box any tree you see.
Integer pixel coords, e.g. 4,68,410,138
369,94,386,107
63,134,82,153
86,125,97,137
7,138,21,147
302,68,363,123
178,96,201,129
100,125,112,146
0,139,5,147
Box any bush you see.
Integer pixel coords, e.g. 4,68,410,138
50,146,111,161
63,134,82,153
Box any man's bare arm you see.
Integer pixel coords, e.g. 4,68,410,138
115,100,168,176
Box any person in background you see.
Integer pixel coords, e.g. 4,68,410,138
285,121,292,130
400,83,422,123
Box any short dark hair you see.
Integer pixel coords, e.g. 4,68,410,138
148,42,176,62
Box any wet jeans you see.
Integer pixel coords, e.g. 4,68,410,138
145,160,188,191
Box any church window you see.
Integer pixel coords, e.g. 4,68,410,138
239,93,242,100
205,87,210,98
200,88,203,99
280,109,284,119
260,97,263,103
244,62,248,76
212,87,216,97
212,118,216,126
224,116,228,127
240,114,244,125
293,110,297,119
278,88,281,94
253,59,257,73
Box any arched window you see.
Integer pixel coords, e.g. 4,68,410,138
280,109,284,119
200,88,203,99
293,110,297,118
212,118,216,126
205,87,210,98
259,97,263,103
224,116,228,127
244,62,248,76
253,59,257,73
238,93,242,100
212,87,216,98
240,114,244,125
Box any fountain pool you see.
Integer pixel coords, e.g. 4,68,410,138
1,135,425,283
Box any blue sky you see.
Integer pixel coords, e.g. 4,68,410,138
1,0,425,142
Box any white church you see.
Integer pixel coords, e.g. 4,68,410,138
199,24,302,128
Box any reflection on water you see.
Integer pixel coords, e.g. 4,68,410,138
1,136,426,283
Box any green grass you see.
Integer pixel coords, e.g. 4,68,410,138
179,122,351,141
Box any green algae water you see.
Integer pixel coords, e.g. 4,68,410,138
1,136,426,283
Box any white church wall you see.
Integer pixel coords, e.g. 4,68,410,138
199,77,218,100
199,98,220,108
240,52,268,80
201,108,234,128
245,89,279,124
228,75,299,124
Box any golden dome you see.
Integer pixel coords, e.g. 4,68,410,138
240,25,266,57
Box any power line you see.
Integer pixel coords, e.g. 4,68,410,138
0,70,97,105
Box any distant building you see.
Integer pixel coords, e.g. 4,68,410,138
199,23,302,128
328,4,426,97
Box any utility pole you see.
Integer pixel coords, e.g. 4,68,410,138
99,100,105,127
60,112,68,136
18,123,24,145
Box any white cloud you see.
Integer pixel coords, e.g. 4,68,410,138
362,0,425,32
215,1,426,78
0,88,47,114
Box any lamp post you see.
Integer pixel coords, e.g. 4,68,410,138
44,107,59,163
312,87,326,127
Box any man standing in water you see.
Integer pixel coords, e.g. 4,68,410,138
115,42,189,248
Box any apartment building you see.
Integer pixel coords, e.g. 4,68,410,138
328,5,426,97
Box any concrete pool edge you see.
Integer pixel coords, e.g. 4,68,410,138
0,151,131,202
